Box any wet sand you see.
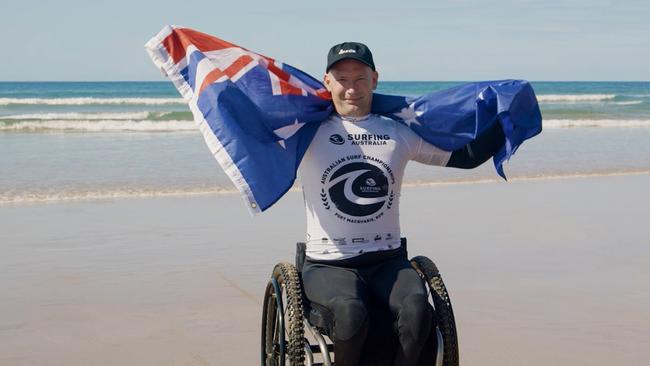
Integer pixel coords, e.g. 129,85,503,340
1,174,649,365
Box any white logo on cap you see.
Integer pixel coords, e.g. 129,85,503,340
338,49,356,54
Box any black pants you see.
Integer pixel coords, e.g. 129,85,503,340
302,246,432,366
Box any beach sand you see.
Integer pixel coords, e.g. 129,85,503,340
1,174,649,365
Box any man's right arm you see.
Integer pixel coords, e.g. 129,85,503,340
404,119,505,169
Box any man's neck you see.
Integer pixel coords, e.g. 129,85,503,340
337,113,371,122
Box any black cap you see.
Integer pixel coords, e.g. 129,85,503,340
326,42,375,72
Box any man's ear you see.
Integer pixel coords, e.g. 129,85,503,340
323,73,332,92
372,70,378,90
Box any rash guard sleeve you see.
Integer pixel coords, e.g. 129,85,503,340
399,123,452,166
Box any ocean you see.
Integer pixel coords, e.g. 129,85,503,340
2,81,650,205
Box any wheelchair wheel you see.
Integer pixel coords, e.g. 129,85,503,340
411,256,459,366
261,262,305,366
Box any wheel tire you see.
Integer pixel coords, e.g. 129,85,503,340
261,262,305,366
411,256,459,366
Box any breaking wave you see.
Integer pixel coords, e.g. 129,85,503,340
4,118,648,132
537,94,617,102
543,119,650,128
0,119,197,132
1,112,152,120
612,101,643,106
0,97,184,105
0,111,192,121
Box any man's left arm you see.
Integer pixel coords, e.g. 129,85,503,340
445,121,505,169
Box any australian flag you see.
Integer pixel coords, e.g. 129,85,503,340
145,26,542,214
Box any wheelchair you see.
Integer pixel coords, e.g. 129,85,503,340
261,239,459,366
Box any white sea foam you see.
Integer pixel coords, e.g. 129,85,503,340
0,97,184,105
612,101,643,106
4,118,647,132
3,170,649,205
537,94,617,102
0,187,236,205
1,112,152,120
402,170,650,187
0,120,197,132
543,119,650,128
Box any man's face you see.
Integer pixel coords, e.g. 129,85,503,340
324,59,378,117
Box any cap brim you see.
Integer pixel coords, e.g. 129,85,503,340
326,56,375,72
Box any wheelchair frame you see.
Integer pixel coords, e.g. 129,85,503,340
261,240,458,366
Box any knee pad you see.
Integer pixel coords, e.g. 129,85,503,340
397,294,432,340
328,297,369,342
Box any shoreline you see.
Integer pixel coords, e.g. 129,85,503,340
2,169,650,206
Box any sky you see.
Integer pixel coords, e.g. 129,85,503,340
1,0,648,81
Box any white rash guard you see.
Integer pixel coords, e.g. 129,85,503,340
298,114,452,261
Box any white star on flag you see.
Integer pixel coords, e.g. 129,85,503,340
394,102,423,127
273,118,305,149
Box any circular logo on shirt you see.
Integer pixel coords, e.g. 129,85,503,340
327,162,389,217
329,134,345,145
319,155,396,224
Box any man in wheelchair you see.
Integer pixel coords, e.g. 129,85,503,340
263,42,505,366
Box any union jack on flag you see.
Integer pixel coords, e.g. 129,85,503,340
146,26,542,214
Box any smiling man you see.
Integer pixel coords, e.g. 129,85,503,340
297,42,506,365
